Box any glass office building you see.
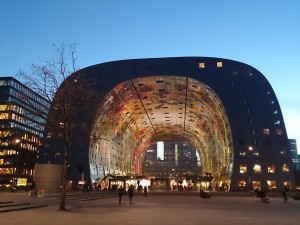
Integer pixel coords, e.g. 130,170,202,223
290,139,299,171
0,77,49,189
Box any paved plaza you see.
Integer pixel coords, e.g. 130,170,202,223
1,191,300,225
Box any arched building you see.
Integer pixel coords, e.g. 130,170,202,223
36,57,296,192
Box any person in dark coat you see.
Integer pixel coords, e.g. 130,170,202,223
117,186,124,204
199,189,211,198
143,186,148,197
282,187,288,203
128,185,134,205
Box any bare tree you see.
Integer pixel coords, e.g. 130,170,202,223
17,43,98,210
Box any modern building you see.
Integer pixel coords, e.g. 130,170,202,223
0,77,49,189
143,140,202,190
289,139,299,171
289,139,300,187
143,141,200,179
37,57,296,192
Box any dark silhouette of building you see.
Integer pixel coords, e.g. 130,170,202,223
36,57,296,192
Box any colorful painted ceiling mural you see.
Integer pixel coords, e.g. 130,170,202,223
90,76,233,179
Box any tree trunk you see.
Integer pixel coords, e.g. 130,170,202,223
59,142,68,210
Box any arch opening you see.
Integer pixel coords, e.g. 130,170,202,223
89,76,233,187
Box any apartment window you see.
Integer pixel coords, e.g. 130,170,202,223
276,129,283,135
239,152,246,156
267,165,275,173
0,168,13,174
217,61,223,68
199,62,205,68
283,181,292,188
252,181,261,190
240,165,247,173
274,120,281,125
0,112,9,119
253,152,259,156
282,164,289,173
263,128,269,135
238,181,246,190
267,180,276,190
0,104,9,111
253,164,261,173
280,150,286,155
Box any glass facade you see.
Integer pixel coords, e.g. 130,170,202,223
143,141,200,179
289,139,300,170
0,77,49,189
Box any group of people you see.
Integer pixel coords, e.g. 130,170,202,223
253,187,290,203
117,185,148,205
117,185,134,204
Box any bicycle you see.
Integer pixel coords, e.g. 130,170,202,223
254,189,269,203
29,188,45,197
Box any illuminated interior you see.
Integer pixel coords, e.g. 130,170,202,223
89,76,233,183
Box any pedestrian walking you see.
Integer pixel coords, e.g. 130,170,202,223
282,188,288,203
143,186,148,197
128,185,134,205
117,186,124,204
199,189,211,198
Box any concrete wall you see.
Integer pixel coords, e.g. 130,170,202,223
34,164,62,193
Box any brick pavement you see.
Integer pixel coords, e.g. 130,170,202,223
1,191,300,225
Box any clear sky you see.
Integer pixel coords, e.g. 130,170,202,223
1,0,300,152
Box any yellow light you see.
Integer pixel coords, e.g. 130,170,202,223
199,62,205,68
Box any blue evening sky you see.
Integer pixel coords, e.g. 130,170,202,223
1,0,299,152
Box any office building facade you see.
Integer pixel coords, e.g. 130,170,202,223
143,141,200,179
0,77,49,189
289,139,299,171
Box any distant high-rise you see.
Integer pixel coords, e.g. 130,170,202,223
290,139,299,171
157,141,164,160
143,141,200,180
0,77,49,188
